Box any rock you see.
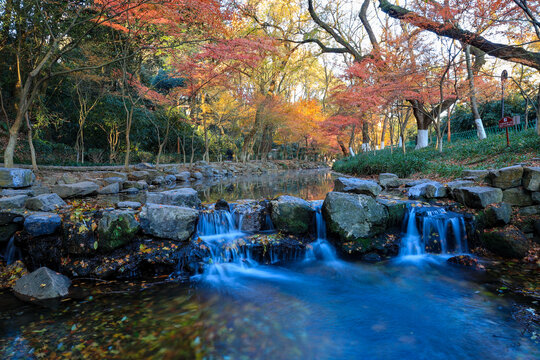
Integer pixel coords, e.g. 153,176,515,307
134,162,154,170
0,195,28,209
523,167,540,191
25,193,66,212
405,179,433,187
62,218,97,255
447,255,481,269
483,229,529,259
60,173,78,184
0,211,24,242
333,177,382,197
52,181,99,198
140,204,198,241
376,198,409,228
378,173,400,188
1,189,35,197
191,171,203,180
175,171,191,182
478,203,512,229
117,201,142,209
97,210,140,251
446,180,475,192
98,182,121,195
489,165,523,189
103,176,125,184
123,180,148,190
502,187,533,206
0,168,34,188
532,192,540,204
164,175,176,185
361,252,382,262
129,171,151,181
146,188,201,208
453,186,503,209
151,176,165,185
270,195,314,235
214,199,230,211
24,213,62,237
408,181,447,199
13,267,71,300
323,191,388,242
123,187,140,194
99,171,128,181
461,169,489,182
518,205,540,216
234,200,267,232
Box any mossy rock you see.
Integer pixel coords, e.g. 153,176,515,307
482,229,529,259
97,210,140,252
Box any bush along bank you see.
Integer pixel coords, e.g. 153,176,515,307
0,164,539,302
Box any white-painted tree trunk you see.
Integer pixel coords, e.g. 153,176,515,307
398,136,403,147
475,118,487,139
349,147,355,156
380,140,385,149
361,143,370,152
415,129,429,149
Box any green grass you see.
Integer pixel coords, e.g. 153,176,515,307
333,129,540,179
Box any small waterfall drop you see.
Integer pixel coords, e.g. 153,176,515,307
305,201,338,262
399,206,467,257
3,237,21,265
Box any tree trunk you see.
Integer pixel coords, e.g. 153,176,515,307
380,114,388,149
25,113,37,171
465,45,486,139
361,121,370,151
410,100,430,149
537,83,540,136
124,108,133,170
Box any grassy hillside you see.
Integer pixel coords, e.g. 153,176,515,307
333,129,540,179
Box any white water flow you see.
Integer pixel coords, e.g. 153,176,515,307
305,201,338,262
400,207,468,257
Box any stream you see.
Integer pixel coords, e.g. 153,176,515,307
0,170,538,359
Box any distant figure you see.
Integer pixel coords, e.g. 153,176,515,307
226,149,233,161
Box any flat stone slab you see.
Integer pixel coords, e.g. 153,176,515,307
334,177,382,197
25,193,66,212
408,181,447,199
24,213,62,237
0,168,34,188
453,186,503,209
52,181,99,198
117,201,142,209
0,195,28,209
146,188,201,208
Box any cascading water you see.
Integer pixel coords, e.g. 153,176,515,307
305,201,338,262
399,206,468,257
3,237,21,265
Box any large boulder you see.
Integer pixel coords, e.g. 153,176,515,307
13,267,71,300
128,171,151,181
483,229,529,259
477,203,512,229
488,165,523,189
453,186,503,209
523,167,540,192
24,213,62,237
502,187,533,206
376,198,409,227
52,181,99,198
97,210,140,251
333,177,382,197
323,191,388,242
446,180,475,193
25,193,66,212
270,195,314,235
0,195,28,209
175,171,191,182
146,188,201,208
378,173,400,188
408,181,447,199
0,168,34,188
140,203,198,241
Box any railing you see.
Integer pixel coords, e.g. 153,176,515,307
404,118,537,147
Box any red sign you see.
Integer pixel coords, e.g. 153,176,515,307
499,116,514,128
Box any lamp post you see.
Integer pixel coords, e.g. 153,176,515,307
501,70,509,147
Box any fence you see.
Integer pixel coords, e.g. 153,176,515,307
404,118,537,147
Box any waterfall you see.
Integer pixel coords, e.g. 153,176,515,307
3,237,21,265
305,201,338,262
399,206,468,257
